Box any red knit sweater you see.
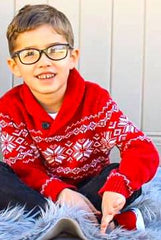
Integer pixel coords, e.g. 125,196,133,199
0,69,159,201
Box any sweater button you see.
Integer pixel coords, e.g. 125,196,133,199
42,122,50,130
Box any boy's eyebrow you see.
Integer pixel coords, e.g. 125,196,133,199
14,42,68,51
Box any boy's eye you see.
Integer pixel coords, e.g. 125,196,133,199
19,50,38,60
49,46,66,53
23,50,35,58
49,47,57,53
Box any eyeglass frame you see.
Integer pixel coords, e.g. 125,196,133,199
11,43,74,65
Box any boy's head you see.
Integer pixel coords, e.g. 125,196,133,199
6,4,79,106
7,4,74,55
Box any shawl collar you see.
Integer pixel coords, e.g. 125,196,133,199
20,68,85,135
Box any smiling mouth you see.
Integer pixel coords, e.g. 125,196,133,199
37,73,56,79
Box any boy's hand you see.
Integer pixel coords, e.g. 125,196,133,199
100,191,126,233
57,188,101,223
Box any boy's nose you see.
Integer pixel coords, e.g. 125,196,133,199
37,52,52,67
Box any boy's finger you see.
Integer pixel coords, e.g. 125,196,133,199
100,214,113,234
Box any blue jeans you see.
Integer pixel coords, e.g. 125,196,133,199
0,162,141,216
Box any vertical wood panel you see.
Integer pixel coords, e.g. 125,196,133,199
111,0,144,127
79,0,112,89
143,0,161,134
15,0,47,10
0,1,14,96
143,0,161,157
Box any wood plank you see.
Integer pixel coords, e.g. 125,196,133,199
143,0,161,134
79,0,112,89
15,0,47,10
111,0,144,127
0,1,14,96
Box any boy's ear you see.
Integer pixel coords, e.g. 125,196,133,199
69,48,80,70
7,58,22,77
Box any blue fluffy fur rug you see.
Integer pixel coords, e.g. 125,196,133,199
0,168,161,240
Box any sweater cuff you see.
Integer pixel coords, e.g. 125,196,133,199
98,170,133,198
40,177,76,201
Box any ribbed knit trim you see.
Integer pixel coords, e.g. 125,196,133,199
99,171,133,198
41,178,76,201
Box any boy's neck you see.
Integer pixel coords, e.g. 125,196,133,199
31,89,66,113
40,95,64,113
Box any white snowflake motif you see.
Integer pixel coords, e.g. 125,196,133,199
1,133,16,153
73,139,93,161
43,145,66,164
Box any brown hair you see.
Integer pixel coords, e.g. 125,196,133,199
7,4,74,55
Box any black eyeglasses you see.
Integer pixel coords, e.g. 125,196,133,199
11,43,73,65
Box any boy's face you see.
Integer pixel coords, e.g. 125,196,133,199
8,24,79,103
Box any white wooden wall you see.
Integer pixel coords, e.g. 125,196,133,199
0,0,161,160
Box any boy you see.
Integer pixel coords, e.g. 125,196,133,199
0,4,159,234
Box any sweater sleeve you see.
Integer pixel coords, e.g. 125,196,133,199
0,115,75,201
99,98,159,198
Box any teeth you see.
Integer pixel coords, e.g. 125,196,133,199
37,74,55,79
